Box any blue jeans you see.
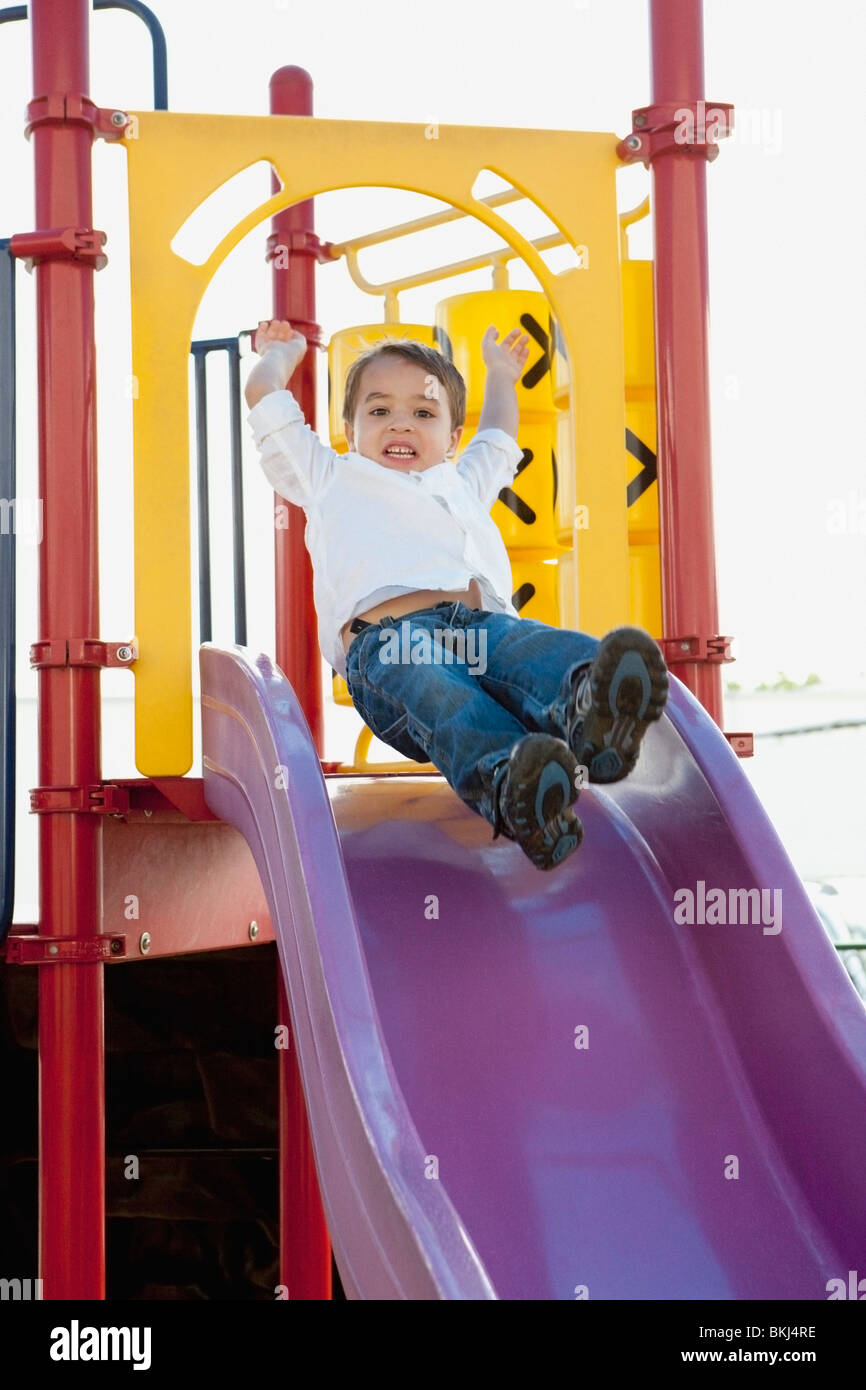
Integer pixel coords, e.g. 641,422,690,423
344,601,600,832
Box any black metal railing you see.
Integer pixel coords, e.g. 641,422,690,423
190,336,248,647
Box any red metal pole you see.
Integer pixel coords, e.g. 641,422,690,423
30,0,105,1298
649,0,724,723
269,66,323,752
269,65,332,1301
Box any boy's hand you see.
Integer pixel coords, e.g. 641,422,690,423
255,318,307,361
481,325,530,383
245,319,307,408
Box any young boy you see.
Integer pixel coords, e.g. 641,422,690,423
245,318,669,871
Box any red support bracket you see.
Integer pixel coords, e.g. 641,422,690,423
660,634,734,665
30,638,137,669
725,732,755,758
10,227,108,272
266,229,323,259
24,93,134,142
30,784,130,817
4,935,126,964
617,100,735,166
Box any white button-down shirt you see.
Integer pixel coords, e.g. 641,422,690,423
247,389,523,678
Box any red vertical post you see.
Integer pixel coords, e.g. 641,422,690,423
268,65,332,1300
30,0,105,1298
269,66,323,751
649,0,724,723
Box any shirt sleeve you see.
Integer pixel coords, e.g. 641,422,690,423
246,389,336,508
455,428,524,511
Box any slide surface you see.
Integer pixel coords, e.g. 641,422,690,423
201,644,866,1300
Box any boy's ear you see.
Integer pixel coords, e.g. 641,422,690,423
446,426,463,459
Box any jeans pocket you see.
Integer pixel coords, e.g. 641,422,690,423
348,684,430,763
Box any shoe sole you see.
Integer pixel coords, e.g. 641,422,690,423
576,628,669,782
500,735,584,870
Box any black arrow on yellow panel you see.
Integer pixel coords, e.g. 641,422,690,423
511,582,536,612
626,428,657,506
519,313,551,389
497,449,537,525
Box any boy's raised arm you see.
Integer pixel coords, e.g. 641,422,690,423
476,326,530,439
245,318,337,508
245,319,307,408
455,326,527,509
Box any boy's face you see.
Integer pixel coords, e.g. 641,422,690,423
345,356,462,473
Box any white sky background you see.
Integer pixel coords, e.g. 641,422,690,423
3,0,866,710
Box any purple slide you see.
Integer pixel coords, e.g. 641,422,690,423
201,644,866,1300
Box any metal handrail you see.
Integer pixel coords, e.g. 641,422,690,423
324,187,526,258
342,233,567,319
0,2,168,109
325,190,651,314
190,336,248,647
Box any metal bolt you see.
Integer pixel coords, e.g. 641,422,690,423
48,944,58,956
139,931,151,954
116,645,133,662
248,921,259,941
625,135,642,151
634,114,646,127
680,641,690,652
110,938,123,955
110,111,128,127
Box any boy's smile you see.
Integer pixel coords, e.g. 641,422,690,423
345,356,462,473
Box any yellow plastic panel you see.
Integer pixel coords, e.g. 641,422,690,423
622,260,656,388
551,317,570,407
629,544,662,638
328,323,436,449
554,406,577,546
118,111,629,771
510,558,559,626
622,257,661,627
626,397,659,535
557,549,578,631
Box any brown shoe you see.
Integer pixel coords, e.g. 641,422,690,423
492,734,584,870
568,627,669,782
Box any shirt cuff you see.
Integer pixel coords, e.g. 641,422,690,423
469,427,523,461
246,389,306,447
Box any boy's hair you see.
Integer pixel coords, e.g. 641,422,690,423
342,338,466,431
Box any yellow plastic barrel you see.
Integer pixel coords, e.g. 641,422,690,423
487,419,559,557
435,290,555,417
436,290,563,560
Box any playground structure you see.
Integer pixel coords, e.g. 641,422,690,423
1,0,866,1300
